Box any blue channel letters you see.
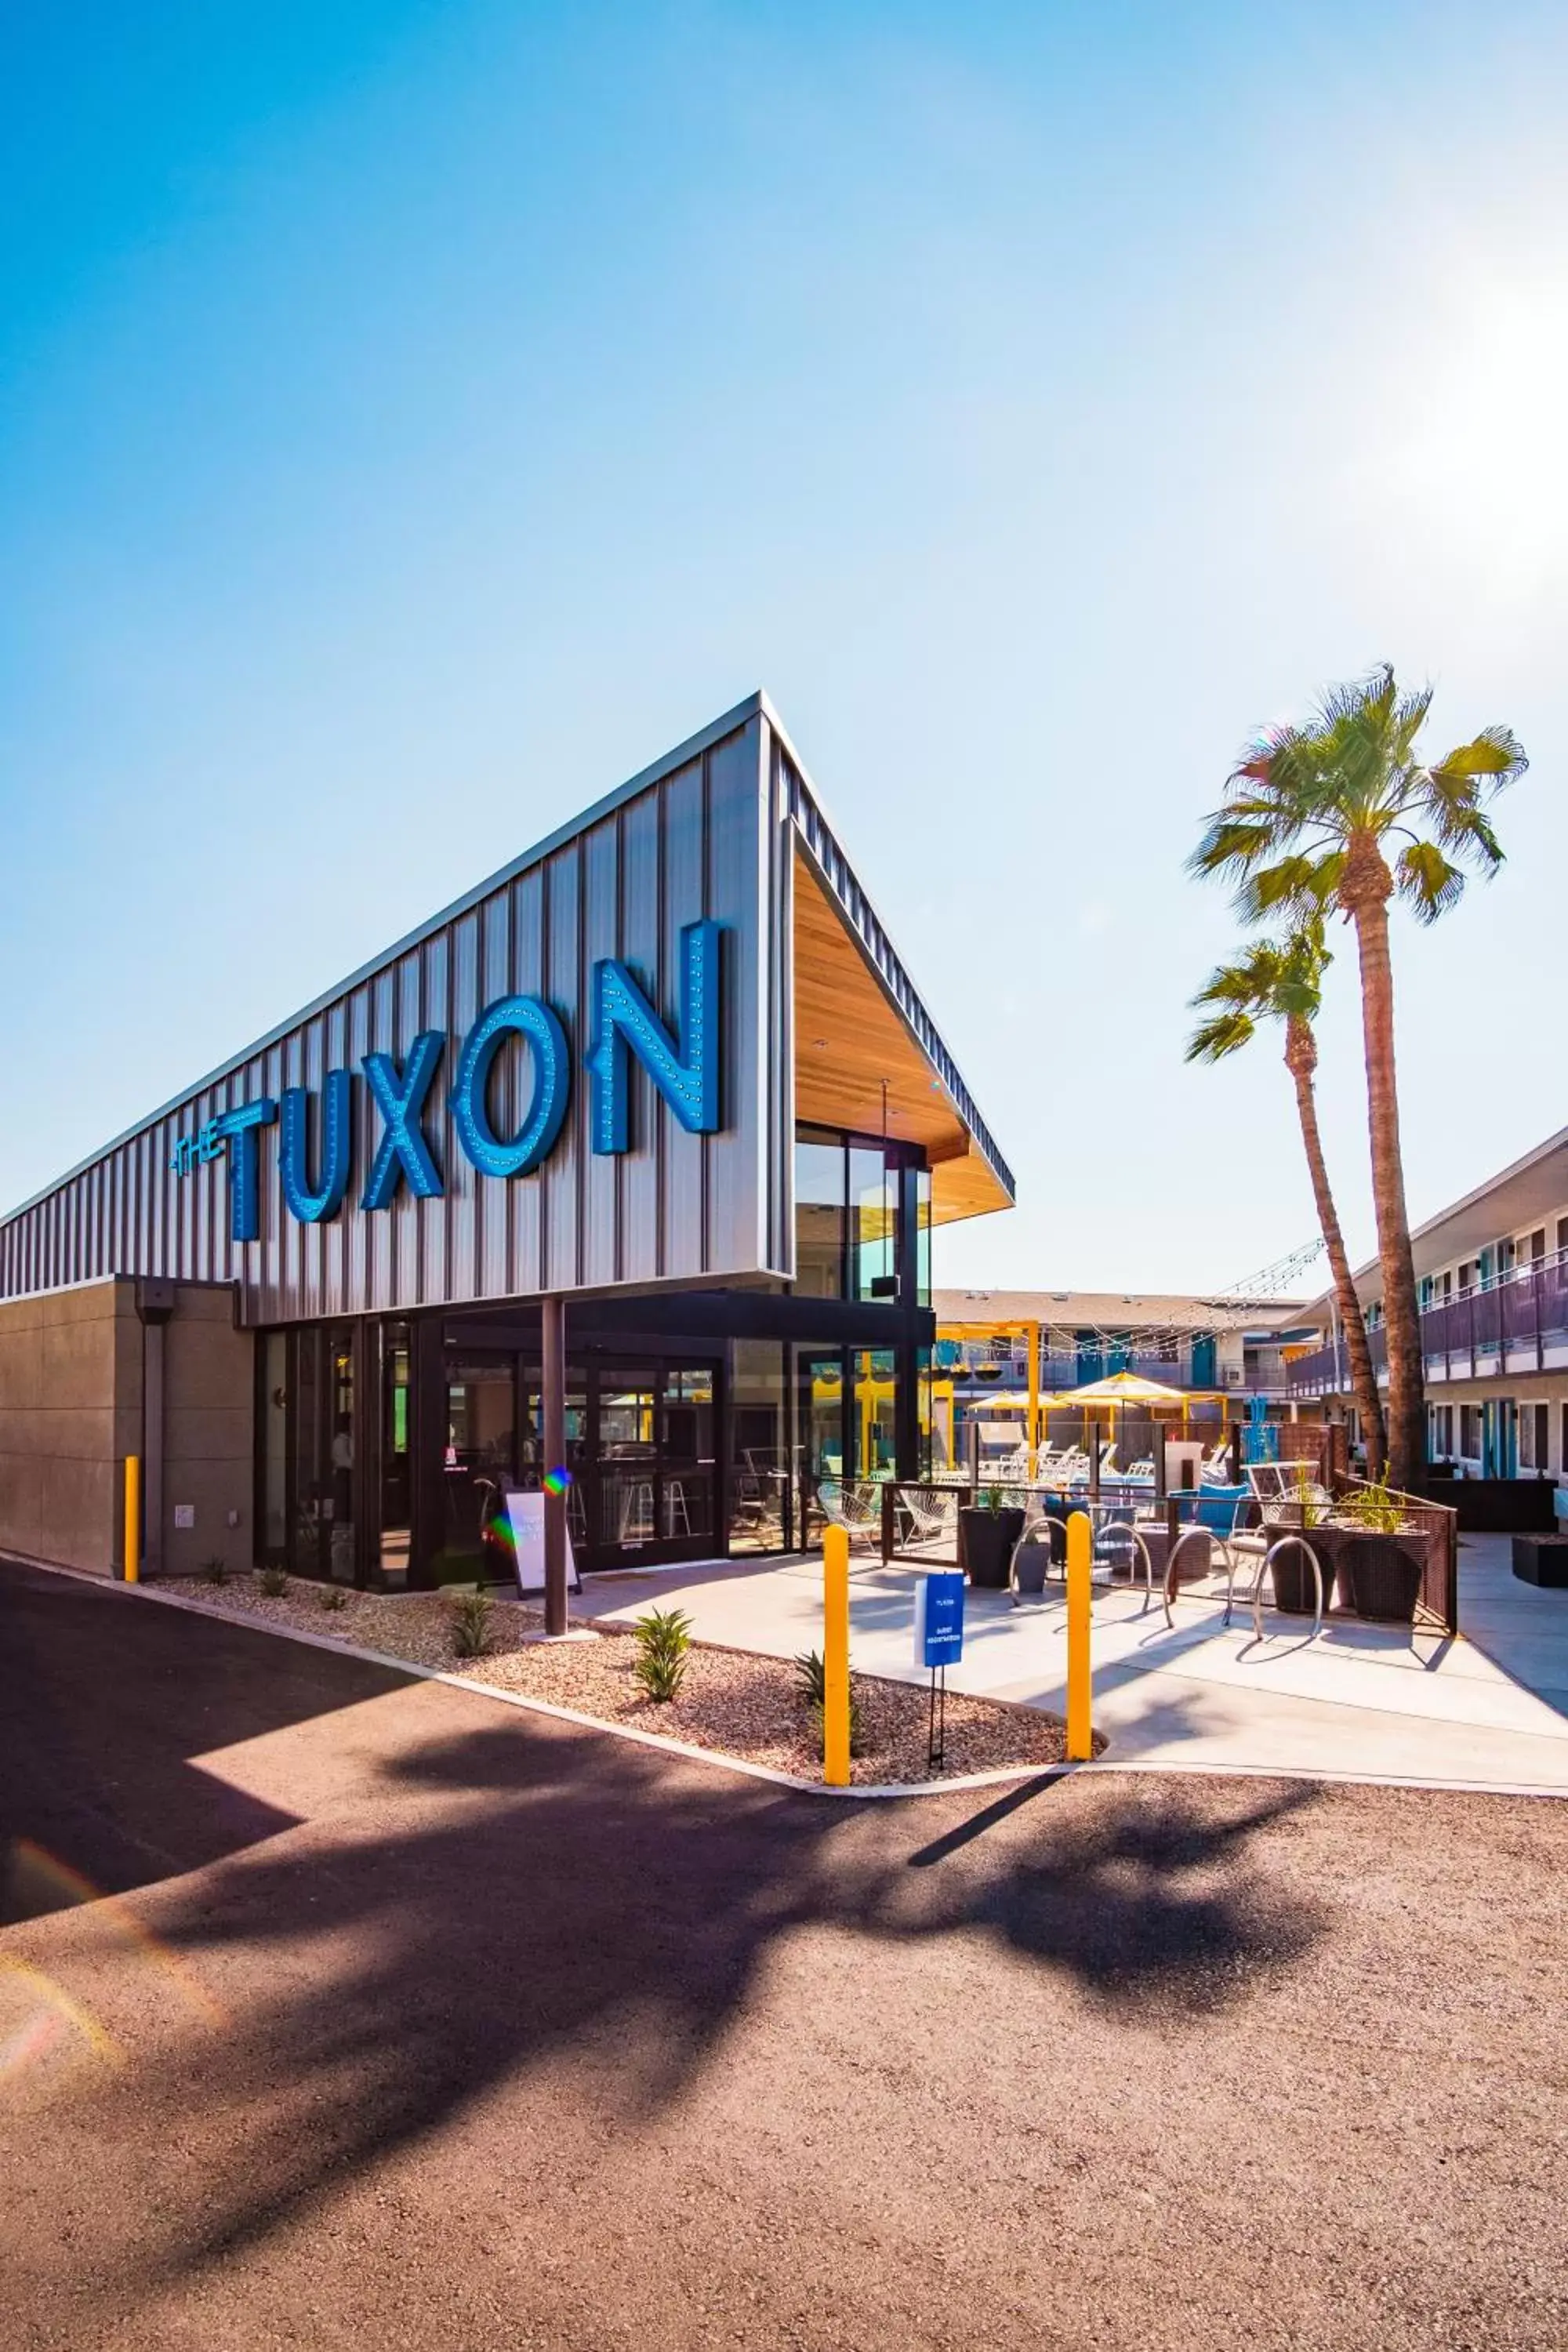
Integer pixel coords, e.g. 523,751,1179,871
585,919,720,1154
359,1031,446,1210
280,1070,354,1224
215,1098,278,1245
173,925,723,1239
449,996,571,1181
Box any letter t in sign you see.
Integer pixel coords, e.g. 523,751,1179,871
215,1099,278,1244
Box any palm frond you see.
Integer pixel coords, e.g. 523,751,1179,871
1194,669,1524,933
1430,726,1528,789
1394,840,1467,924
1185,1008,1255,1063
1186,920,1327,1058
1187,814,1279,880
1234,851,1338,924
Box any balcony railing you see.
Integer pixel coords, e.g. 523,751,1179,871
1287,1254,1568,1396
950,1351,1220,1393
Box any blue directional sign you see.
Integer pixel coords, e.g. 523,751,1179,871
914,1571,966,1669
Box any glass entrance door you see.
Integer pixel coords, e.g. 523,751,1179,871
797,1348,846,1550
442,1356,517,1571
590,1359,719,1566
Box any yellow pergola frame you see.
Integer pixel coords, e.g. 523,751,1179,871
938,1318,1044,1477
937,1317,1236,1479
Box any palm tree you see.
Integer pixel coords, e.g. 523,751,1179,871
1190,665,1527,1491
1186,922,1385,1473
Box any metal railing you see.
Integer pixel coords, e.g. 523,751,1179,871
950,1351,1218,1392
1287,1254,1568,1396
866,1448,1458,1635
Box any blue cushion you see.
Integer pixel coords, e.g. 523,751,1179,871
1192,1486,1247,1530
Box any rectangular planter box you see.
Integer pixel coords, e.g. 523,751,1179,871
1446,1480,1556,1534
1512,1534,1568,1588
1306,1522,1438,1622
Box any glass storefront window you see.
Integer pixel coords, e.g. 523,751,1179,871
730,1340,787,1554
518,1367,590,1547
797,1126,924,1301
916,1345,935,1479
274,1324,357,1583
795,1129,846,1297
443,1357,517,1566
379,1321,411,1584
851,1143,898,1301
852,1348,898,1480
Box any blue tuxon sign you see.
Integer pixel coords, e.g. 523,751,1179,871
171,920,722,1243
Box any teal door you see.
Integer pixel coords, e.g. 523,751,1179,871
1482,1398,1518,1479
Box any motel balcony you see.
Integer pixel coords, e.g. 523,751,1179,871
950,1350,1241,1394
1286,1254,1568,1396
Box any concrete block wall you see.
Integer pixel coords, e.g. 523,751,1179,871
159,1285,253,1577
0,1279,141,1573
0,1276,254,1578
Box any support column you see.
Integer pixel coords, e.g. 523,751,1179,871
409,1313,446,1588
1025,1322,1040,1481
542,1292,568,1635
351,1317,376,1589
136,1278,175,1577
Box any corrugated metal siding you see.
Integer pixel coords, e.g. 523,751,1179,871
0,693,1010,1323
0,711,789,1324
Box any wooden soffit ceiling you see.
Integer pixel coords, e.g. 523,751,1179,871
791,845,1010,1227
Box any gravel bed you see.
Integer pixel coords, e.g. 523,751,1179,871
183,1574,1075,1784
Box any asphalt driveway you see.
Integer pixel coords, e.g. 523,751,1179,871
2,1558,1566,2350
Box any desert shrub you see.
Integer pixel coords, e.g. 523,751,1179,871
793,1647,866,1756
448,1586,495,1661
256,1563,289,1597
632,1607,693,1703
318,1584,350,1612
198,1557,227,1585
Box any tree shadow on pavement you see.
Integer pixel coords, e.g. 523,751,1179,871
87,1715,1331,2287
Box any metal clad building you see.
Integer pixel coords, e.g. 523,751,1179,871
0,692,1013,1585
2,705,787,1319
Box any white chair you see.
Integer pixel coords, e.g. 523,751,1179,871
818,1478,883,1552
902,1486,958,1552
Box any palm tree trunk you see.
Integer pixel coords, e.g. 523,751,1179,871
1349,891,1425,1490
1285,1023,1386,1475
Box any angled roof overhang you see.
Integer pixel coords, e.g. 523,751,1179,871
771,705,1012,1227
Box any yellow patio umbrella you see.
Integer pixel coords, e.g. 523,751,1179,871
1064,1371,1189,1406
1057,1369,1192,1475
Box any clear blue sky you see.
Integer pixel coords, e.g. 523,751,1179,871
3,1,1565,1291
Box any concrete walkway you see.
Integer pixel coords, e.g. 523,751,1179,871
578,1532,1568,1790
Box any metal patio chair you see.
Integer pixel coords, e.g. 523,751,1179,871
818,1478,883,1552
1160,1486,1327,1639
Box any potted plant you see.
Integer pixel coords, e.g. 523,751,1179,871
1337,1483,1430,1620
1010,1530,1052,1601
1323,1479,1433,1622
1263,1468,1338,1614
959,1486,1025,1589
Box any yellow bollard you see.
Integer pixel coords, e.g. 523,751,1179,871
1065,1508,1092,1760
124,1454,141,1584
822,1523,851,1786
